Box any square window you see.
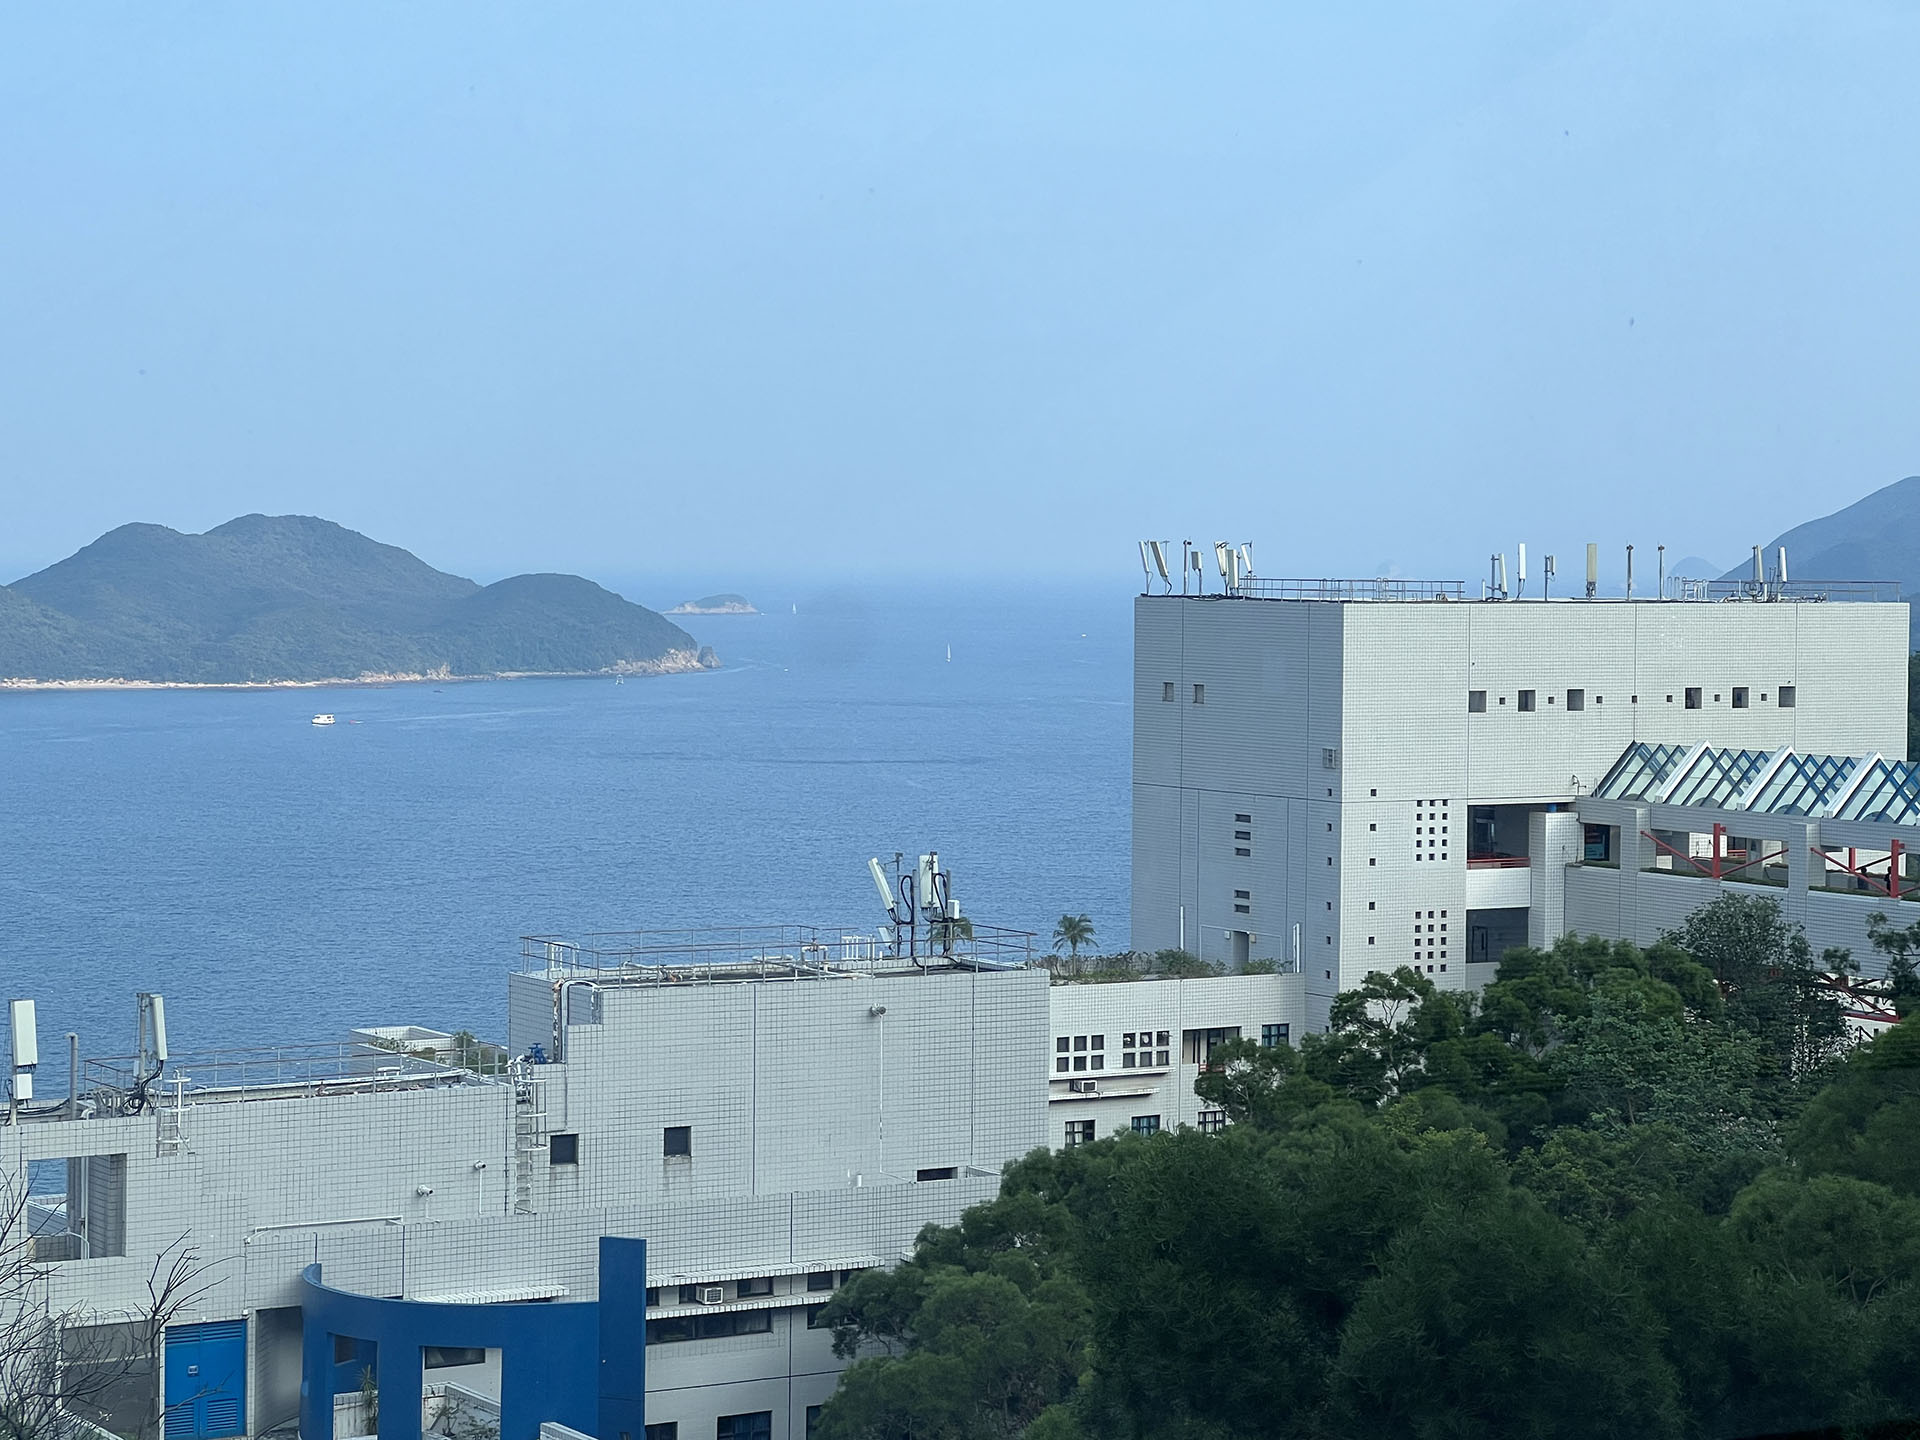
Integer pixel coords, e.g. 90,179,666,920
1157,1031,1170,1046
1261,1023,1289,1047
1054,1057,1068,1073
1091,1054,1105,1070
1157,1050,1170,1066
1567,688,1585,711
1065,1119,1095,1147
549,1133,579,1166
1073,1056,1086,1071
1733,686,1749,708
663,1125,692,1158
1468,690,1487,713
1197,1110,1227,1133
1131,1115,1161,1136
1055,1037,1068,1052
1518,690,1536,712
1122,1032,1136,1047
1192,683,1205,704
646,1287,661,1306
1074,1035,1087,1050
1091,1034,1104,1049
1369,823,1376,831
1779,685,1796,707
1368,901,1375,910
1685,687,1702,709
1122,1052,1137,1069
1162,682,1175,702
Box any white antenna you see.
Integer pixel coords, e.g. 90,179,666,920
1137,541,1152,587
1778,546,1789,585
9,999,38,1105
1214,542,1234,591
1585,543,1598,599
1236,543,1254,578
868,858,898,917
1516,543,1527,599
1543,554,1556,601
136,993,167,1089
1751,545,1764,585
1626,544,1634,601
1658,544,1666,597
1148,540,1171,587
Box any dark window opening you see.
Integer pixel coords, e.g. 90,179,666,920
916,1167,958,1182
1567,689,1585,711
1131,1115,1161,1136
807,1271,835,1291
1779,685,1796,707
1685,687,1702,709
1162,682,1175,702
1468,689,1486,713
1192,683,1205,705
736,1276,774,1298
1517,690,1535,712
717,1412,772,1440
663,1125,691,1158
423,1347,486,1370
548,1133,579,1166
1733,687,1749,709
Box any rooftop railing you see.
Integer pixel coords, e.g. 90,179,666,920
81,1040,480,1110
1221,577,1468,602
519,923,1037,978
1661,578,1901,603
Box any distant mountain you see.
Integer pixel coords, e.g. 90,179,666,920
668,593,758,615
0,515,716,684
1726,477,1920,611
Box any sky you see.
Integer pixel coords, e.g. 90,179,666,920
5,2,1920,591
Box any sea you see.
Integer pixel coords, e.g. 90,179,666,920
0,584,1133,1086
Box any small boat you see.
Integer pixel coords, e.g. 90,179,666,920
311,713,336,726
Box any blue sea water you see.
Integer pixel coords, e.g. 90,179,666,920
0,585,1133,1079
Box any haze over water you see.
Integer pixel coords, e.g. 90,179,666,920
1,585,1130,1079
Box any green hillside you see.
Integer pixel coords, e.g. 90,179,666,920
0,515,707,683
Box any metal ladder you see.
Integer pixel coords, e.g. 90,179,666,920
510,1060,550,1214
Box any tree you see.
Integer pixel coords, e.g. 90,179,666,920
1050,916,1094,973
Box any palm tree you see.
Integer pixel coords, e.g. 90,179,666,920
1052,914,1095,974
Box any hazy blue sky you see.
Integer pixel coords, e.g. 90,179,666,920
5,3,1918,589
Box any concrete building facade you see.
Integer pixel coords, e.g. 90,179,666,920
1131,582,1909,1027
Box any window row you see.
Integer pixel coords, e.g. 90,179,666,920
1470,685,1796,713
645,1310,773,1344
645,1412,778,1440
1160,681,1208,703
550,1125,694,1165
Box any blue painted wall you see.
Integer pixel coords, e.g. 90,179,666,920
300,1238,645,1440
163,1320,247,1440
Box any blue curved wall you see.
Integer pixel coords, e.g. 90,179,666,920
300,1237,645,1440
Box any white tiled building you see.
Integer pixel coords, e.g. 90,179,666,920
1130,573,1910,1028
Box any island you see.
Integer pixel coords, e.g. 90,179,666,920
667,593,759,615
0,514,721,687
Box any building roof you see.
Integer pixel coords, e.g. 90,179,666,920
1593,741,1920,825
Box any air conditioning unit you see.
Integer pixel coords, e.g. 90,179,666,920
1069,1079,1099,1095
696,1286,725,1305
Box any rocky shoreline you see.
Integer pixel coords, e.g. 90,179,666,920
0,646,720,692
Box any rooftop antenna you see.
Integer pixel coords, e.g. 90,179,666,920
1148,540,1172,593
1543,553,1556,601
1626,544,1635,601
1214,542,1237,593
1137,541,1153,592
1237,543,1254,580
1585,543,1598,599
1487,553,1507,601
125,992,166,1113
1516,543,1528,600
1658,544,1666,598
9,999,37,1113
1778,545,1789,586
1751,544,1765,598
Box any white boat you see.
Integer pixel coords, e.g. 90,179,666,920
311,713,335,726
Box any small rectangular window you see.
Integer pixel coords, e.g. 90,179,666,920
1162,681,1175,702
1197,1110,1227,1133
736,1276,773,1298
1192,683,1205,704
1468,690,1486,713
1065,1119,1094,1147
1732,687,1749,709
717,1409,774,1438
1566,689,1584,712
1234,812,1251,823
645,1425,679,1440
1234,904,1250,914
916,1166,958,1182
645,1287,660,1306
423,1346,487,1369
663,1125,691,1158
808,1271,835,1291
1234,889,1250,900
805,1304,829,1329
1685,687,1702,709
1235,847,1250,857
1131,1115,1161,1136
1779,685,1796,707
1517,689,1535,712
549,1133,579,1165
1261,1023,1290,1047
